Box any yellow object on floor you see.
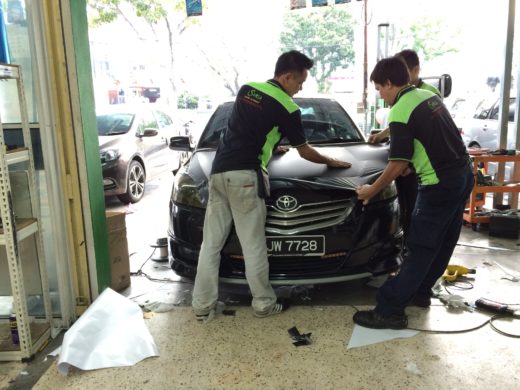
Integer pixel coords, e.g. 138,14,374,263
443,264,476,282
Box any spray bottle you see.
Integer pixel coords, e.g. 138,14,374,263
9,301,19,345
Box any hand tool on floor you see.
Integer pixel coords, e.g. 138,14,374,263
442,264,476,282
475,298,515,316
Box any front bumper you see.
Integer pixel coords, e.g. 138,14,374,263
168,197,403,284
102,159,128,196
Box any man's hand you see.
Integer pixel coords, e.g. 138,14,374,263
274,146,289,155
368,127,390,144
327,158,352,169
367,133,382,144
356,184,375,205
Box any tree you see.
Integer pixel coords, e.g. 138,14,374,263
87,0,194,101
389,18,461,62
279,6,356,93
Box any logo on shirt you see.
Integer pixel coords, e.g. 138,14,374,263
428,100,440,111
247,89,263,103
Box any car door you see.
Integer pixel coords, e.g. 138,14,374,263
477,100,501,150
137,108,168,179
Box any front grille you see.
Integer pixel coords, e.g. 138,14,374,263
266,199,354,235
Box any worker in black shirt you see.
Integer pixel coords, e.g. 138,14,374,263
369,49,441,240
354,56,473,329
192,50,351,321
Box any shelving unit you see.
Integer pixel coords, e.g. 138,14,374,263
0,63,52,361
464,154,520,227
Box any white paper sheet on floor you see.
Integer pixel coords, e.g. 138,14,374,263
347,325,419,349
57,288,159,375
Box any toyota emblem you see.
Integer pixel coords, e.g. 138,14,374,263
275,195,298,211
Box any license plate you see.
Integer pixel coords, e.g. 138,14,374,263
266,235,325,256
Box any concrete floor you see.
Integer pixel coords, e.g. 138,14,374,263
2,171,520,389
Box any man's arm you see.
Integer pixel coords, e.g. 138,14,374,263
356,160,409,204
368,127,390,144
296,144,351,168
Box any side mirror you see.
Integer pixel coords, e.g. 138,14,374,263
440,74,452,98
141,128,159,137
169,136,192,151
421,74,452,99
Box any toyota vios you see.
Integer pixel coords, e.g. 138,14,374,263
168,97,402,285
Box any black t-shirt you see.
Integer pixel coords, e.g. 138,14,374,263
388,85,468,185
211,79,307,174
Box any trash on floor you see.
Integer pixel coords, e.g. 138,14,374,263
57,288,159,375
142,301,177,313
437,294,471,311
347,325,419,349
288,326,312,347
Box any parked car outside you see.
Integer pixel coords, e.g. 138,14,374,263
168,97,403,285
463,95,517,180
98,104,181,203
463,95,517,150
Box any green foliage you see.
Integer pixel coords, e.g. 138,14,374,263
87,0,120,26
280,6,356,93
177,92,198,109
87,0,174,27
393,19,461,62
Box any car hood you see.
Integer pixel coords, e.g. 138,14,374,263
98,135,124,151
184,143,390,204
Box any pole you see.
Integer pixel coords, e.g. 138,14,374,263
362,0,368,134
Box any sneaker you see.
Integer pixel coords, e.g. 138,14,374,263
410,294,431,308
353,310,408,330
195,313,209,321
254,298,291,318
194,301,225,322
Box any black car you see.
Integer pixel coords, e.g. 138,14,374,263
98,105,181,203
168,97,402,285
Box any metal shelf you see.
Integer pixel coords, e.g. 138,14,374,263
6,148,30,166
0,218,38,244
0,321,50,362
0,63,53,361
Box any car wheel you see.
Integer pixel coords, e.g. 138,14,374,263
468,141,481,149
118,160,146,204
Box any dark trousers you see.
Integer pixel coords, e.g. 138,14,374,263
375,163,474,316
395,173,418,240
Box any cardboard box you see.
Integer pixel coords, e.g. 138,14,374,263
106,211,131,291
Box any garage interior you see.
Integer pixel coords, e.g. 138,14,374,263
1,0,520,389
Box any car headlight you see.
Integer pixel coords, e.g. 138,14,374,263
172,172,205,208
100,149,121,163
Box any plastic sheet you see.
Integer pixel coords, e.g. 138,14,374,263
57,288,159,375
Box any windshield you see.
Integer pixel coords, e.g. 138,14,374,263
198,98,363,149
97,113,134,135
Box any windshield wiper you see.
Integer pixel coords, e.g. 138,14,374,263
106,131,127,135
311,137,361,144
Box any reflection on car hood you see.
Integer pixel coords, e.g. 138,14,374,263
98,135,124,151
185,143,390,203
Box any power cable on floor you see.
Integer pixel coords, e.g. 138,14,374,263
443,280,474,293
489,315,520,338
130,247,193,284
347,304,520,338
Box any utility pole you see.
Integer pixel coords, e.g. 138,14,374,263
362,0,369,134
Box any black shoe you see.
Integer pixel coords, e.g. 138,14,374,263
353,310,408,330
410,294,431,308
254,298,291,318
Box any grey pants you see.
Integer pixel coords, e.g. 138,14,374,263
191,170,277,315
